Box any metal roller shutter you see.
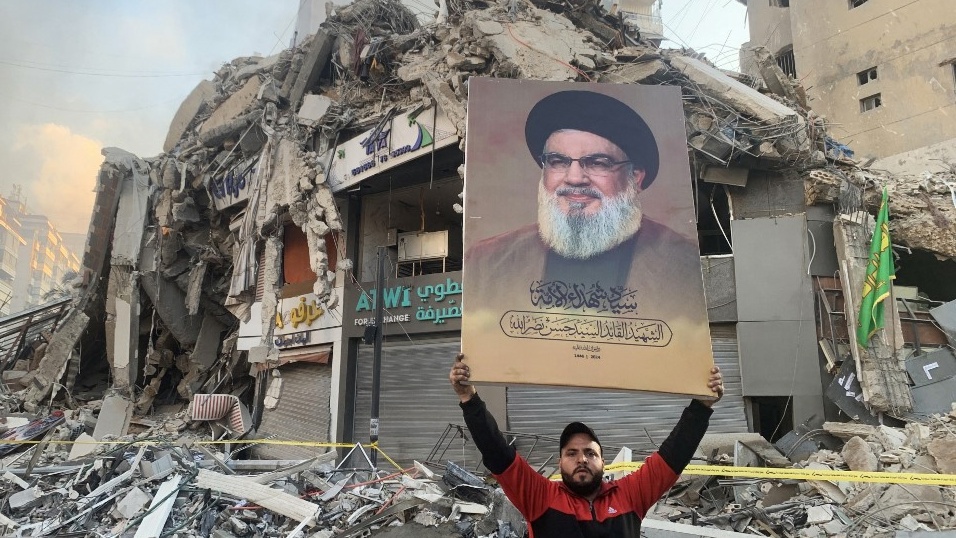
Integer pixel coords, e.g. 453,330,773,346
353,338,482,468
254,361,333,460
507,324,747,466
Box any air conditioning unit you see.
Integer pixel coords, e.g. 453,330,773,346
397,231,448,262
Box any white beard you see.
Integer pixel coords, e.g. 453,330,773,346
537,181,643,260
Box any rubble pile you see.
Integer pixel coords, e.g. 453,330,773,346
2,398,955,536
657,414,956,537
0,401,512,537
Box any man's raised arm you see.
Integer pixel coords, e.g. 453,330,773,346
659,366,724,473
450,354,516,474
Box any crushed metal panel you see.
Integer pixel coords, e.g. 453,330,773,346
0,299,70,369
825,358,879,425
930,300,956,346
737,320,822,398
910,376,956,416
732,215,813,322
905,348,956,388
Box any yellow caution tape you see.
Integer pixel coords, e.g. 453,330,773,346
0,438,407,472
548,462,956,486
6,438,954,485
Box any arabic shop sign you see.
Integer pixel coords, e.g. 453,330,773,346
327,106,459,193
211,157,258,210
274,331,311,348
274,292,342,338
343,271,463,337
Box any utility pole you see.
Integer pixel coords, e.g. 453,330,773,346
370,245,386,467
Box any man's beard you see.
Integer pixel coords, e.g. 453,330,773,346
561,467,605,497
537,181,643,259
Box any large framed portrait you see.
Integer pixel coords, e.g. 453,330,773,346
462,77,714,397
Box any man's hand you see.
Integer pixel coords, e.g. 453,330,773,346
696,366,724,408
450,353,477,403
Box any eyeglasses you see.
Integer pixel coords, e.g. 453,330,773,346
539,152,631,176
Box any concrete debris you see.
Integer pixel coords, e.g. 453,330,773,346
0,398,951,537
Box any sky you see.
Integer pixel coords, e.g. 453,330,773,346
0,0,748,236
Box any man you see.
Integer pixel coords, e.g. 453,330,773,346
449,354,723,538
465,89,705,328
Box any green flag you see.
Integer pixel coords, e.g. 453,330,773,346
857,187,895,347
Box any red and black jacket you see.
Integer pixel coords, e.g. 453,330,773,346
461,395,712,538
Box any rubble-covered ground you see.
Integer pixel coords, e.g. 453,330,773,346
2,396,956,537
1,0,955,535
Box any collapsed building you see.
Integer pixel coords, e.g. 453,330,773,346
0,0,955,535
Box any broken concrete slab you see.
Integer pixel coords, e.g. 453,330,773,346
297,94,333,127
111,486,152,520
927,437,956,474
599,59,668,84
840,436,878,472
9,487,44,510
189,313,227,370
751,46,800,105
289,30,335,110
200,76,262,141
198,110,259,148
107,148,153,267
422,73,466,137
92,393,133,440
68,433,98,460
669,55,801,125
702,165,749,187
833,215,913,414
164,79,217,153
134,474,182,538
21,310,90,411
196,469,319,524
464,9,598,82
140,271,203,346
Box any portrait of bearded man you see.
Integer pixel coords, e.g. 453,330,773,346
462,80,712,392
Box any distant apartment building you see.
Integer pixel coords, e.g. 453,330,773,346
0,195,81,316
0,199,27,316
737,0,956,172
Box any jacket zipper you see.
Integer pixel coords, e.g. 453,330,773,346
589,501,596,520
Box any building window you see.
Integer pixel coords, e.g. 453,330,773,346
849,0,868,7
777,47,796,78
860,93,882,112
857,67,878,85
769,0,789,6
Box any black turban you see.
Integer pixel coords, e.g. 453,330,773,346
525,90,660,187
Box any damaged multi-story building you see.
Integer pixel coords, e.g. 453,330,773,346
2,0,955,485
737,0,956,173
